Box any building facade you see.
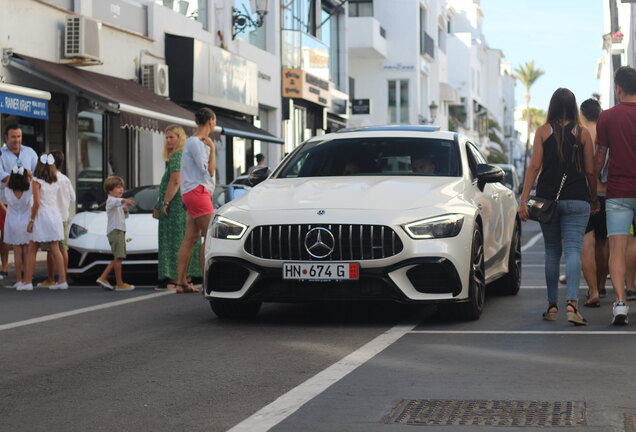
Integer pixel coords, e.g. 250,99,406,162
0,0,285,212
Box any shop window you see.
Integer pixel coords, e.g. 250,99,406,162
388,80,409,124
77,111,105,211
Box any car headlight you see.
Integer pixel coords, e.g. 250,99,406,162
211,216,248,240
403,214,464,239
69,223,88,239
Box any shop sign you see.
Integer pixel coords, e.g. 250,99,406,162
351,99,371,115
282,68,331,107
0,91,48,119
193,41,258,115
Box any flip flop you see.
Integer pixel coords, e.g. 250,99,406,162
583,297,601,308
176,283,196,294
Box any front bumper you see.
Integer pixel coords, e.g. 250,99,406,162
204,256,464,304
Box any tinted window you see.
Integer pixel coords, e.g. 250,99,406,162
276,137,461,178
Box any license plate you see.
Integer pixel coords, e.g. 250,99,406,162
282,262,359,281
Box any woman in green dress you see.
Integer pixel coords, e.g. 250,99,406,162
157,125,201,290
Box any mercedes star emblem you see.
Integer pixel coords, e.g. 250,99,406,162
304,227,335,259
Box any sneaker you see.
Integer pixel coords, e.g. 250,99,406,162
12,281,24,289
96,278,114,290
0,271,8,278
612,301,629,326
627,290,636,301
51,282,69,290
559,274,567,285
17,283,33,291
115,283,135,291
37,280,56,288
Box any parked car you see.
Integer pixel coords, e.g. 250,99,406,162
67,183,249,281
495,163,521,198
204,125,521,320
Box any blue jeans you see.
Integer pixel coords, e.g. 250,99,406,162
606,198,636,236
540,200,591,304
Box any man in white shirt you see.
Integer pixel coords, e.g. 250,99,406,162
0,125,38,279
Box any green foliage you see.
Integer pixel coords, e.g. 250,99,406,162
487,147,507,164
514,61,546,92
521,107,546,131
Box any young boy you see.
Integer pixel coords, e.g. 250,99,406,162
37,151,76,288
96,176,135,291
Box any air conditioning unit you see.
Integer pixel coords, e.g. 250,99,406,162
64,15,101,61
142,64,170,97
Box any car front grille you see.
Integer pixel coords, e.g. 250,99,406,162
244,224,404,261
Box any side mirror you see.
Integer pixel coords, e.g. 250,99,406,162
476,164,505,191
248,166,270,186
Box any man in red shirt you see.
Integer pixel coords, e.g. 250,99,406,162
595,66,636,325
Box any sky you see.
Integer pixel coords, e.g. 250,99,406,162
480,0,605,113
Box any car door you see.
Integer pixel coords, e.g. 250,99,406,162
465,142,507,273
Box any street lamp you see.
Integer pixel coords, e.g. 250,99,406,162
232,0,269,39
428,101,438,124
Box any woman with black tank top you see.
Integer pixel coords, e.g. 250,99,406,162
518,88,599,326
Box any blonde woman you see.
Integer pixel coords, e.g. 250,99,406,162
156,125,201,290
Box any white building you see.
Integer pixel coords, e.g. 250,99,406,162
0,0,286,211
446,0,502,152
346,0,456,130
598,0,635,109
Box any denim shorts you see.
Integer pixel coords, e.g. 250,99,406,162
606,198,636,236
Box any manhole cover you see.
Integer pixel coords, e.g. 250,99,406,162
383,399,587,427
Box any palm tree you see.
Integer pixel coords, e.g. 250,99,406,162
514,61,545,176
521,107,547,133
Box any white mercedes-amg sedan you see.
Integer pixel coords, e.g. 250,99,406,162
204,126,521,320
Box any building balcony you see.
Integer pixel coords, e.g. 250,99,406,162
347,17,388,59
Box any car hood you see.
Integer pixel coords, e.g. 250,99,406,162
71,211,157,235
231,177,465,211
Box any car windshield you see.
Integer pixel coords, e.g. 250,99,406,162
276,137,461,178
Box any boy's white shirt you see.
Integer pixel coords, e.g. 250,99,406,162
105,195,127,234
56,172,76,222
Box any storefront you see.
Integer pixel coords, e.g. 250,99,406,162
8,53,196,210
165,34,284,183
0,82,51,155
281,68,332,153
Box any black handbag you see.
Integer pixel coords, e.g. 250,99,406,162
527,135,580,224
527,196,556,223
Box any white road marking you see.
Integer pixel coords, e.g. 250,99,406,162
409,330,636,335
521,232,543,252
0,291,173,331
226,322,417,432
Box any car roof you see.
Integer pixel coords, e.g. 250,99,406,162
307,125,458,142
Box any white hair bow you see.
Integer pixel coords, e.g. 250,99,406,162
39,154,55,165
11,166,24,175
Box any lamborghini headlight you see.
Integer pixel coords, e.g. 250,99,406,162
403,214,464,239
210,215,248,240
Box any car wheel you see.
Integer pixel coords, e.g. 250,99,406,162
454,224,486,320
209,299,262,319
490,222,521,296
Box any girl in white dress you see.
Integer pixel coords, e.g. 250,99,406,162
4,166,32,290
22,154,67,291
